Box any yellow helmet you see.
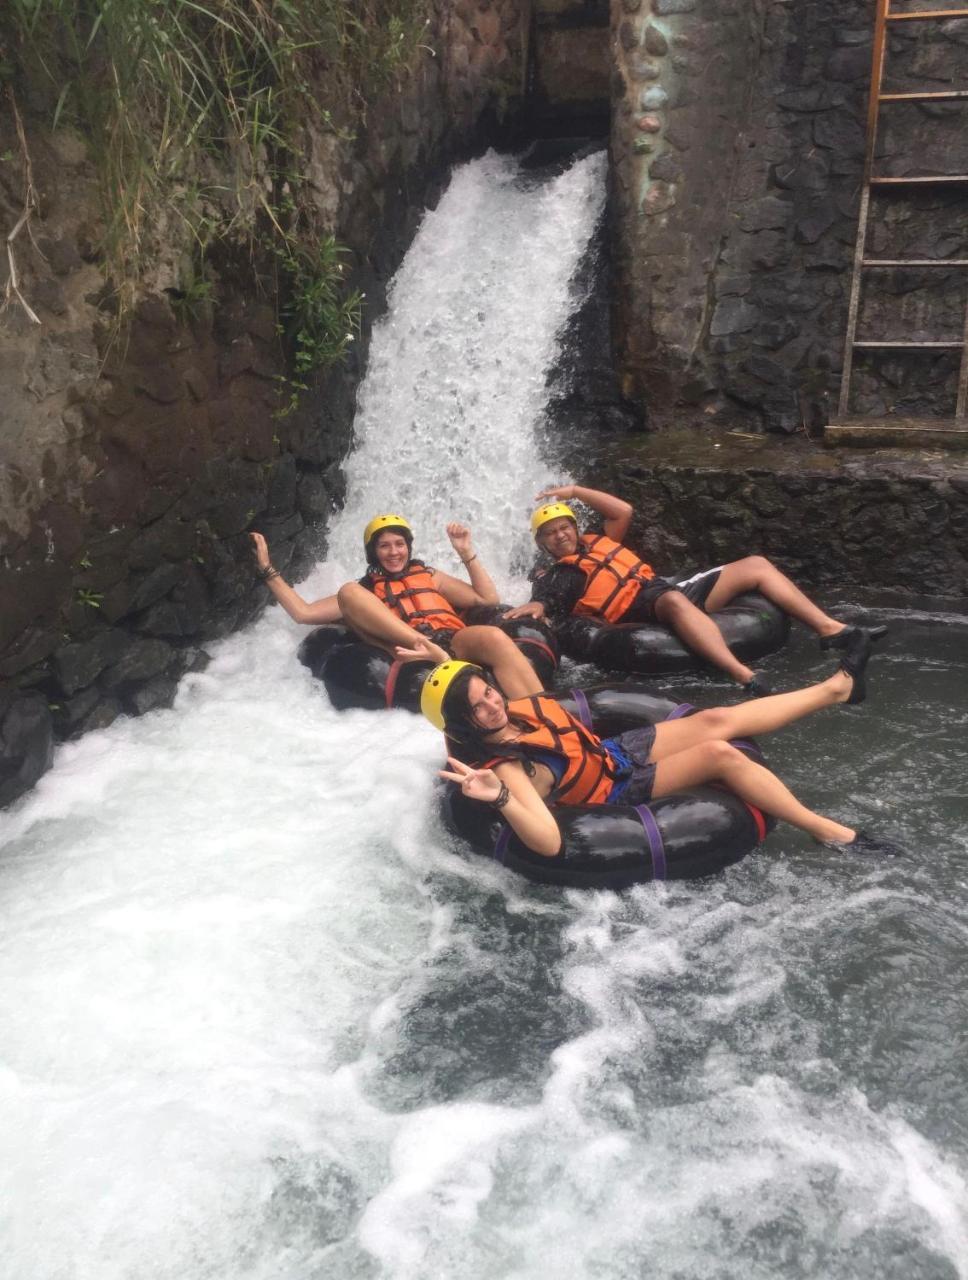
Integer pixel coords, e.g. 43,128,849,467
530,502,577,537
363,514,413,547
420,659,483,730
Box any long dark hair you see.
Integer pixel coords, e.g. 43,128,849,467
441,668,535,771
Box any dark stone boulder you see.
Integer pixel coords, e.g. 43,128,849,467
812,111,865,155
739,197,791,233
825,45,871,83
52,630,135,697
99,638,174,691
710,298,758,336
773,153,830,192
644,25,668,56
127,563,186,615
0,691,54,808
127,514,196,571
794,195,838,245
132,599,205,639
125,676,179,716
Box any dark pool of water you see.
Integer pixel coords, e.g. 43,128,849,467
358,595,968,1279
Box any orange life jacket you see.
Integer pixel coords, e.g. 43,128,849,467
557,533,656,623
485,695,627,807
367,561,466,634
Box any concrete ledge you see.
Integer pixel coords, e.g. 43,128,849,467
585,428,968,597
825,419,968,450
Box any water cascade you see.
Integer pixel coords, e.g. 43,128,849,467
2,151,968,1280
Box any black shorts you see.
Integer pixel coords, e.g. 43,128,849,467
621,567,723,622
619,578,678,624
671,567,723,611
416,626,460,655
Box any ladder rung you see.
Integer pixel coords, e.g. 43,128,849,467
870,174,968,183
853,340,965,348
879,90,968,101
863,258,968,266
886,9,968,20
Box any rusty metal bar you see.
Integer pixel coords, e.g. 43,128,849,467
871,174,968,183
854,340,964,347
838,0,892,419
956,292,968,417
879,89,968,100
887,8,968,19
864,257,968,265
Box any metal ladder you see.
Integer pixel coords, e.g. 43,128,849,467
829,1,968,444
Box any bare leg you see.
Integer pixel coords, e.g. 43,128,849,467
452,625,543,700
650,668,855,760
654,591,755,685
337,585,542,697
702,556,844,638
652,740,856,843
336,582,418,653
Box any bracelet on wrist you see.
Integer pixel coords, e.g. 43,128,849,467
462,554,478,566
256,564,279,582
491,781,510,810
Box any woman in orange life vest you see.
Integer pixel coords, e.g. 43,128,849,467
503,483,885,696
250,516,540,698
407,633,895,858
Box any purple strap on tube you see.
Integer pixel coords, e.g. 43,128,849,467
664,703,695,721
634,805,667,880
493,823,512,864
570,687,593,729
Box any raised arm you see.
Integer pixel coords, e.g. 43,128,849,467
433,522,501,608
535,483,633,543
250,532,342,626
438,757,562,856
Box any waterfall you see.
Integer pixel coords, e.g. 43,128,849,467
330,150,606,590
0,150,607,1280
3,146,964,1280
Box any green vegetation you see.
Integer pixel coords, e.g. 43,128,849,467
274,235,362,415
1,0,430,393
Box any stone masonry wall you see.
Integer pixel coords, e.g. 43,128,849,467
0,0,531,806
610,0,968,431
591,433,968,597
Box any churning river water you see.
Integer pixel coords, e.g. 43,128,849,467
2,152,967,1280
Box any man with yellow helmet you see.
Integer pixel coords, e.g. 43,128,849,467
250,514,541,699
504,482,882,695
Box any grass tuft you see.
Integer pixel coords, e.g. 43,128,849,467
2,0,432,393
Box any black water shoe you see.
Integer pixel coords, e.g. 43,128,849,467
837,627,874,705
823,830,905,857
819,624,888,653
742,674,773,698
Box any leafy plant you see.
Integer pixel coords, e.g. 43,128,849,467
169,273,214,325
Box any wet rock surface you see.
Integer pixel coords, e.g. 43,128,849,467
589,431,968,596
0,691,53,810
610,0,968,430
0,0,530,806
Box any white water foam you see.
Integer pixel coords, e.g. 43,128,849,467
0,151,604,1280
329,150,604,590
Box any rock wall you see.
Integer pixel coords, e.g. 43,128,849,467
0,0,530,805
610,0,968,431
589,432,968,597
